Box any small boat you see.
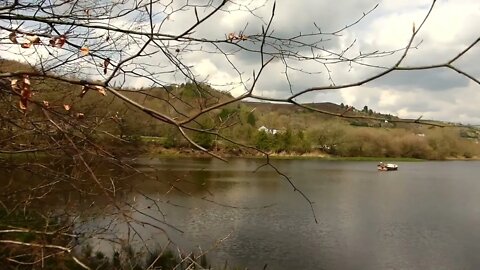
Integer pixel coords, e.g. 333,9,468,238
377,162,398,171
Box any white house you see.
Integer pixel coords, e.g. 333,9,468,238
258,126,279,135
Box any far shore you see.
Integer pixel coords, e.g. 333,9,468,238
133,146,480,162
3,145,480,162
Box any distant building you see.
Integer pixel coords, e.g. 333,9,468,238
258,126,279,135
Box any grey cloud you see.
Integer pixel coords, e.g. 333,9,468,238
162,0,380,66
372,69,470,91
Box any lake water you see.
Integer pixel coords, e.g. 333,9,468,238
5,158,480,269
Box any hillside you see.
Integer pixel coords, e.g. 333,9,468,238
243,101,346,115
241,101,399,126
1,59,480,159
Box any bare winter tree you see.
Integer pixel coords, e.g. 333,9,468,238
0,0,478,268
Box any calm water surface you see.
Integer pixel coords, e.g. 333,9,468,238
9,158,480,269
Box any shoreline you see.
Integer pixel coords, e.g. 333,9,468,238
138,147,480,162
3,145,479,162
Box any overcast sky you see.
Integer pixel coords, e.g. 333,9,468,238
1,0,479,124
173,0,480,124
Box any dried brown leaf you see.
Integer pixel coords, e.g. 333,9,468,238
56,35,67,48
95,86,107,96
10,79,18,90
80,86,89,98
26,35,40,44
80,47,89,56
8,32,18,44
19,100,27,110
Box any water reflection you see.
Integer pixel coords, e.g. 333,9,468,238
3,159,480,269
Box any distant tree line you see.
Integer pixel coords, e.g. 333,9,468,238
110,97,480,159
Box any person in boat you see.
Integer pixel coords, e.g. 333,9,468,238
378,162,386,170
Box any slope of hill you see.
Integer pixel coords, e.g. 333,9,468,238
2,59,480,159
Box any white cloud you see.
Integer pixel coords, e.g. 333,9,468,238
378,90,399,108
311,0,480,123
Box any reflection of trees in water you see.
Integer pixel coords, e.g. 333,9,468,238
1,157,282,268
0,207,210,270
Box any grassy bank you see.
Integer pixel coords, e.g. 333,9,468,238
133,145,429,161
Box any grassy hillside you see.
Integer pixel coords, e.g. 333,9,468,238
2,59,480,159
